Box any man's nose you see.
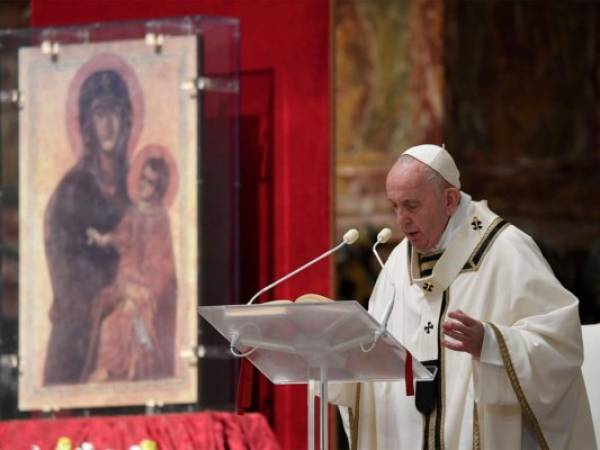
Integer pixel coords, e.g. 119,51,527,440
396,209,411,226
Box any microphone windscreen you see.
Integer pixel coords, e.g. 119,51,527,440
343,228,360,245
377,227,392,243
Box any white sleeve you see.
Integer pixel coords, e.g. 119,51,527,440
472,323,518,405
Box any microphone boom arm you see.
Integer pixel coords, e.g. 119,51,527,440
247,229,359,305
372,228,398,335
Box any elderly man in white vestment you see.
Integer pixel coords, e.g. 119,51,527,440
330,145,596,450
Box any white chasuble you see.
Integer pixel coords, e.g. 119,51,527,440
330,198,596,450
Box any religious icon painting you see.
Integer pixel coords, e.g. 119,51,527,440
18,34,199,410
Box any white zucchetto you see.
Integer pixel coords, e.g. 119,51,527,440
402,144,461,189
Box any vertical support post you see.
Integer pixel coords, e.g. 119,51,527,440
319,365,328,450
307,380,315,450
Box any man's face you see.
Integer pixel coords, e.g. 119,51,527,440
139,165,160,202
386,159,457,252
91,97,121,155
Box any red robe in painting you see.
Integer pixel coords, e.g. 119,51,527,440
83,204,177,381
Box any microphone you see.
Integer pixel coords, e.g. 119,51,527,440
247,228,360,305
377,228,392,244
372,227,397,333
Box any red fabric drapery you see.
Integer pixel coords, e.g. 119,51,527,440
30,2,331,449
0,412,280,450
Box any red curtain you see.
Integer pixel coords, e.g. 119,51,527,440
0,412,280,450
30,2,331,449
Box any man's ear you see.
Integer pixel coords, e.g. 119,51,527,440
444,188,461,215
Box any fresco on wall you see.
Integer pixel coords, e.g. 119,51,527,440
335,0,444,245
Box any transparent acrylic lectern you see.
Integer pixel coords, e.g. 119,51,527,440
199,300,432,450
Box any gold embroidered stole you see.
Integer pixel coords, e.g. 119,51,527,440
407,203,509,450
486,323,550,450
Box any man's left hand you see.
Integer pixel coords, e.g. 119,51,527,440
442,309,484,358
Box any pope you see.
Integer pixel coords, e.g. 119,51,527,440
331,145,596,450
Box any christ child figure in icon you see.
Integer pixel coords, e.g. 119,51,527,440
83,151,178,382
